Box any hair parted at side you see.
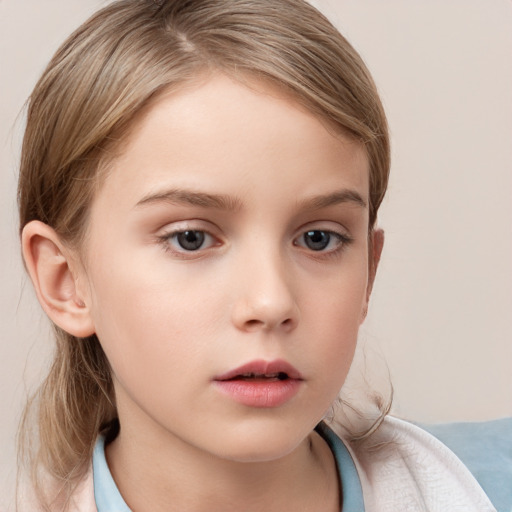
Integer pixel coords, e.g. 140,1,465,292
18,0,390,505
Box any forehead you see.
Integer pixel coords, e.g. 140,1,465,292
92,73,369,214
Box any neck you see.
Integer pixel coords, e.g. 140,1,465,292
106,422,339,512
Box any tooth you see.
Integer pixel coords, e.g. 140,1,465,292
236,371,289,379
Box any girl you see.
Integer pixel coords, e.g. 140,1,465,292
16,0,510,511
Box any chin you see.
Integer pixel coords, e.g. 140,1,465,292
206,417,314,463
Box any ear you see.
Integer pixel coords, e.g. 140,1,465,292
21,220,95,338
361,228,384,322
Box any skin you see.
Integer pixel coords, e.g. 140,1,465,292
23,74,382,511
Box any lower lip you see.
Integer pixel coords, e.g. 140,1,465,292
213,379,302,408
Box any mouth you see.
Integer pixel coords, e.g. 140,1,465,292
230,372,290,382
213,359,303,408
214,359,303,382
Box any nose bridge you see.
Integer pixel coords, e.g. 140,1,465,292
231,237,298,332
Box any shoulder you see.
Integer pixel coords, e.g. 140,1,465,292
421,417,512,512
67,468,97,512
344,416,500,512
17,468,97,512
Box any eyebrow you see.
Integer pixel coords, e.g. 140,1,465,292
134,188,243,212
297,189,367,210
134,187,366,213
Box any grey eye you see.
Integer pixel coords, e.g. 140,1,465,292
175,230,206,251
302,230,331,251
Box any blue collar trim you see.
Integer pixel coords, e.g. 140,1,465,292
316,422,365,512
92,435,131,512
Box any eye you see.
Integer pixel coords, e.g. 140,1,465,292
303,230,331,251
166,230,215,252
295,229,349,252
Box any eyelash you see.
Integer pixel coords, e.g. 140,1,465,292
157,228,219,258
157,227,353,259
293,230,353,258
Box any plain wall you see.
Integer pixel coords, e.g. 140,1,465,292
1,0,511,506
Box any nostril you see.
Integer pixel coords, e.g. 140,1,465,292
243,317,293,331
245,319,263,330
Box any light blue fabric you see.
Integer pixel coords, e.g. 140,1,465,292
316,422,365,512
421,417,512,512
92,436,131,512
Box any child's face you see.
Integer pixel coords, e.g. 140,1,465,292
78,74,373,461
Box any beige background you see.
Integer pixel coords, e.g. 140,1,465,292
1,0,511,506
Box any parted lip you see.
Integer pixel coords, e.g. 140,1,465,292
214,359,303,381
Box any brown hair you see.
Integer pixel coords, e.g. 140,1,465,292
18,0,390,506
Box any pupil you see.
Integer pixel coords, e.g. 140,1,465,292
305,230,330,251
177,231,205,251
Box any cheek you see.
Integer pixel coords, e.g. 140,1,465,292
299,261,369,379
85,254,224,382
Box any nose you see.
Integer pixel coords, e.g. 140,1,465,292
230,249,299,333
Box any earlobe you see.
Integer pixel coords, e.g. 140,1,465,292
21,220,95,338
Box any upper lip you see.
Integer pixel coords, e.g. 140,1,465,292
214,359,303,381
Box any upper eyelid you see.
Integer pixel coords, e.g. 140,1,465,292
156,218,352,240
293,220,351,238
158,219,220,235
159,227,219,244
294,229,351,245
